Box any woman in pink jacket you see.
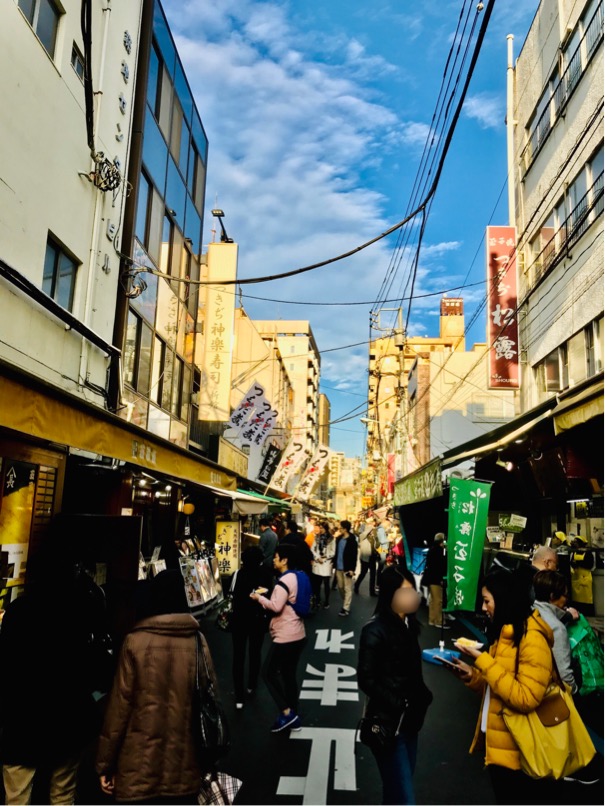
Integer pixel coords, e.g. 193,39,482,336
250,543,307,733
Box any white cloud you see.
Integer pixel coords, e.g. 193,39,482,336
463,92,505,130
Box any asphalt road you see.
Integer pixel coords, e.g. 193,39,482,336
203,587,495,805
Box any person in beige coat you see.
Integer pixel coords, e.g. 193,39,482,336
96,571,216,804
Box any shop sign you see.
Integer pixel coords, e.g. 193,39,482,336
0,460,36,589
297,446,333,501
498,513,527,533
393,459,442,506
270,440,309,493
131,439,157,465
215,520,240,575
486,526,504,543
218,437,249,478
446,479,492,611
486,225,520,389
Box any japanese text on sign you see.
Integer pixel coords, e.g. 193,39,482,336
486,226,520,389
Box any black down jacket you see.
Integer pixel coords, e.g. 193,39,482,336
357,612,433,734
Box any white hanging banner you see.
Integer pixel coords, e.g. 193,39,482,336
297,445,333,501
270,439,310,493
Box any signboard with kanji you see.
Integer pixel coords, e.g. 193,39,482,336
486,226,520,389
445,479,492,611
215,520,241,575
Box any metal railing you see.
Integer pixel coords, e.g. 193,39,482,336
521,2,604,173
527,171,604,285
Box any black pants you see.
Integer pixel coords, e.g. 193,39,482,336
487,765,564,805
232,626,265,701
312,574,331,606
355,554,378,594
263,638,306,712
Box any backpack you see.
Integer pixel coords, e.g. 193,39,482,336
276,570,312,618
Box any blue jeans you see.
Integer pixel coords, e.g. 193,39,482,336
372,732,418,805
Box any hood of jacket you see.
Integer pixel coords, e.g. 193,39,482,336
130,613,199,636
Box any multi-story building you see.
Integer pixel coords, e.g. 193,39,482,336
253,320,321,454
367,298,516,501
511,0,603,410
327,452,362,519
0,0,143,559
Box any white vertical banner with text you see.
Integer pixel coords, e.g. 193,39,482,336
198,243,238,421
297,446,333,501
270,440,310,493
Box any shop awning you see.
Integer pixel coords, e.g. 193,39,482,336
201,485,269,516
552,379,604,435
0,371,236,490
394,458,443,506
236,489,291,509
309,509,339,520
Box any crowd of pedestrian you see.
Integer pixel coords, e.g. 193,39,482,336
0,516,601,806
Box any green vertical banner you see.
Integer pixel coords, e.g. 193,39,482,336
446,479,492,611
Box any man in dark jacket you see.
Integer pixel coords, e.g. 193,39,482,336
421,533,449,629
334,521,358,617
259,517,278,568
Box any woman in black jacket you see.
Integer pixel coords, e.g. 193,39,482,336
231,546,274,709
357,566,433,805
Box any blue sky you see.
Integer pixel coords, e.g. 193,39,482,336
162,0,538,456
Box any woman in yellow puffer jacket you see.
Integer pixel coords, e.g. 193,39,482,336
451,570,563,805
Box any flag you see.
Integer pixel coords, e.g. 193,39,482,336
257,444,283,484
228,383,265,434
270,440,309,492
446,478,492,611
297,446,333,501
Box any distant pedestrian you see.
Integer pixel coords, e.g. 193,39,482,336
96,571,215,804
0,550,99,805
355,517,379,597
231,547,274,709
335,520,358,616
451,570,561,805
533,570,579,693
421,533,449,629
311,522,336,609
357,567,433,805
250,544,307,732
259,516,278,568
281,519,314,578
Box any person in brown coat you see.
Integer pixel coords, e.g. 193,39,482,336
96,571,214,804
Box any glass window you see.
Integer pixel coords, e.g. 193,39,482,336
589,145,604,184
138,322,153,396
147,43,160,114
131,241,159,325
162,347,175,411
43,237,77,311
172,357,183,417
135,172,150,244
194,154,206,214
153,2,176,77
171,226,184,283
181,365,191,422
156,278,178,350
124,311,139,387
147,189,164,266
191,112,208,165
166,157,186,231
174,59,194,125
71,43,85,82
19,0,60,58
187,143,198,195
160,215,172,276
151,337,165,405
169,96,183,164
143,108,168,195
185,196,201,257
179,121,190,177
567,168,588,223
157,65,173,140
186,253,198,318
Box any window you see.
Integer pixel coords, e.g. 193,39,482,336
151,336,165,406
18,0,61,58
43,237,77,311
541,345,568,393
124,311,153,395
70,43,85,82
147,43,161,114
586,317,603,377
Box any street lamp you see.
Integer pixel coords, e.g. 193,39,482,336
211,209,234,243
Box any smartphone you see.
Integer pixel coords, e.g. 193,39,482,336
433,655,463,673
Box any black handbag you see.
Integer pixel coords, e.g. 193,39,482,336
194,633,230,765
356,700,407,753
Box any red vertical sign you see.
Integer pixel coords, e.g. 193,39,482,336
486,226,520,390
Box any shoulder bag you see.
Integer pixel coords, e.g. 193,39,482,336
502,656,595,779
356,698,407,754
194,633,230,766
215,571,238,632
